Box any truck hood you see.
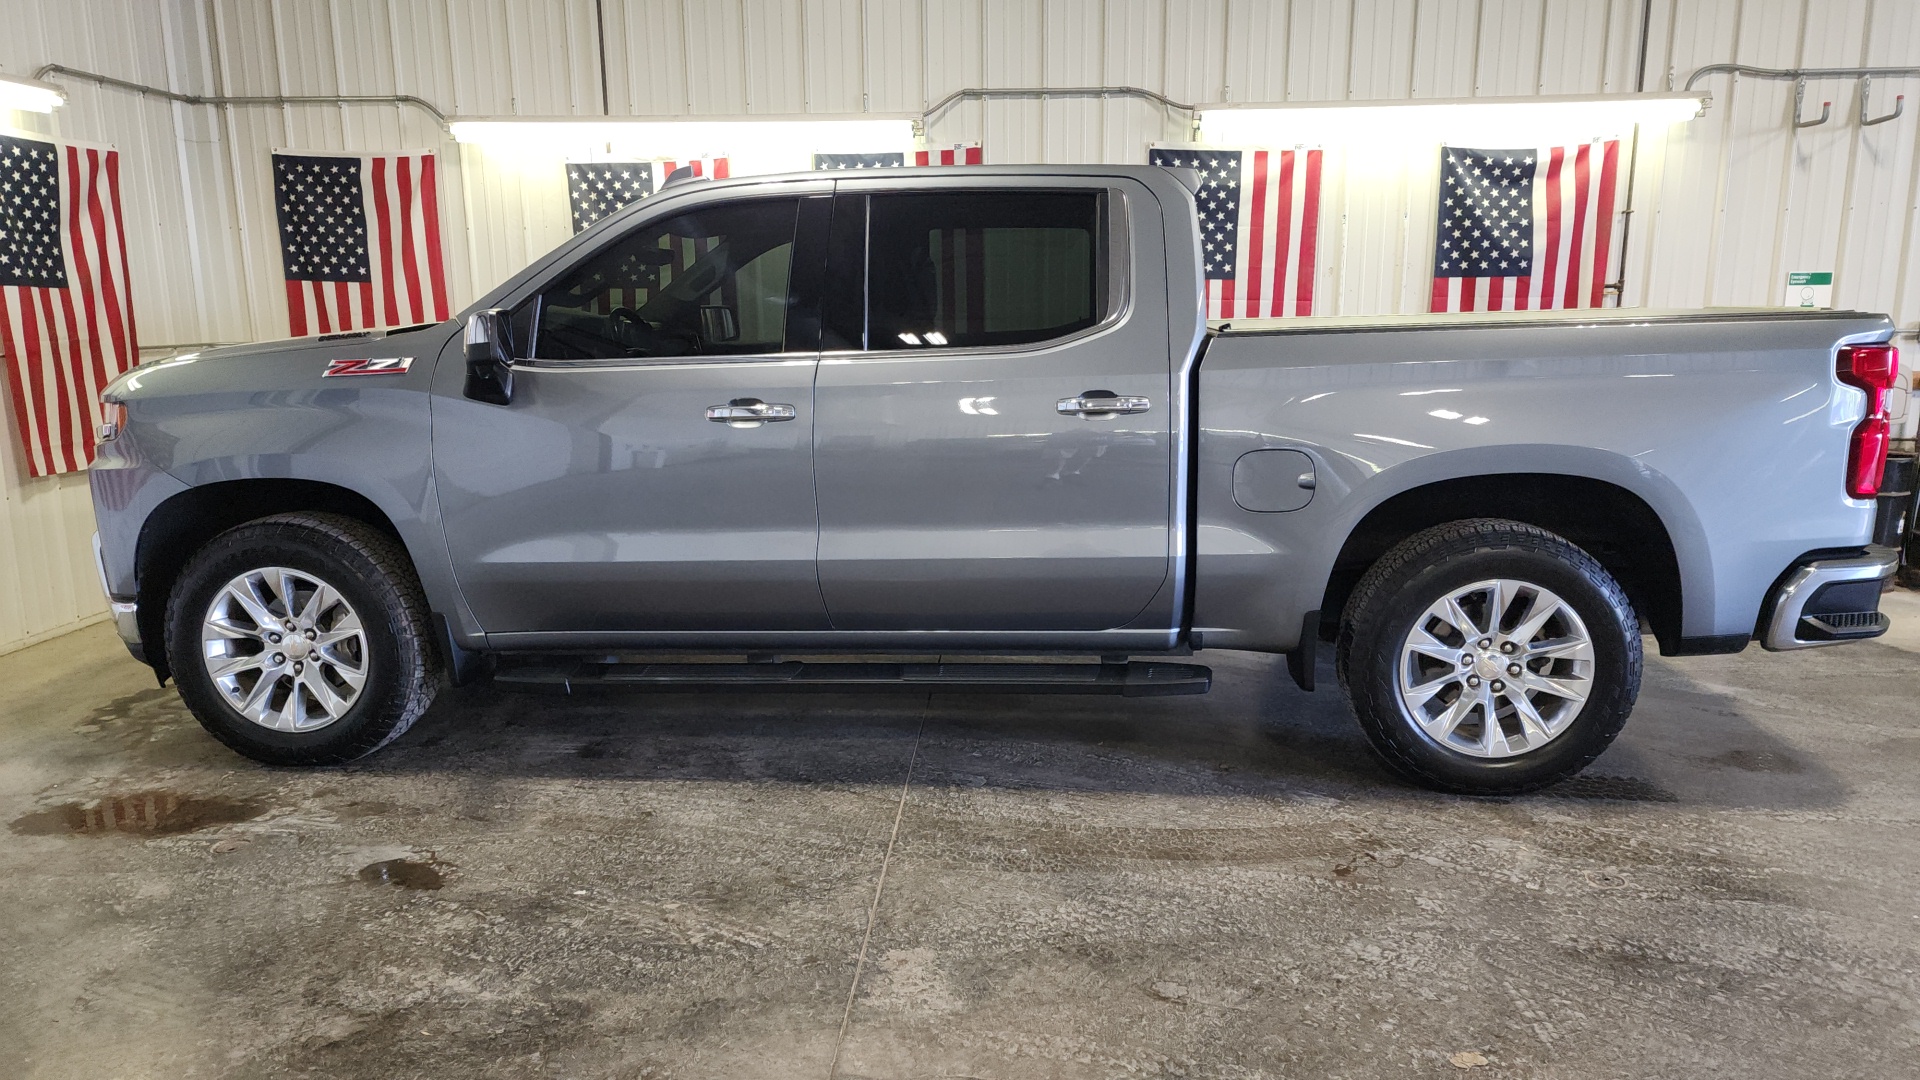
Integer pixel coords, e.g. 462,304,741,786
103,322,453,402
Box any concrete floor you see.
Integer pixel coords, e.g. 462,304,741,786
3,598,1918,1080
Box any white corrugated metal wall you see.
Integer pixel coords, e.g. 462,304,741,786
2,0,1917,653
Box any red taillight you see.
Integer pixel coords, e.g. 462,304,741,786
1838,344,1899,499
1846,414,1891,499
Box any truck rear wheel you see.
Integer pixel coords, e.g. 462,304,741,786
165,513,439,766
1336,518,1642,795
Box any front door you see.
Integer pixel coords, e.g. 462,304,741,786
812,181,1176,631
432,192,831,634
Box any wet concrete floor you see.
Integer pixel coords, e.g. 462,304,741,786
1,612,1917,1079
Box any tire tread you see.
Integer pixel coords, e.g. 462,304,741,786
1336,517,1642,795
165,512,439,766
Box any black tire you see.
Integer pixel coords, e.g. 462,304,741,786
1335,518,1642,795
165,512,439,766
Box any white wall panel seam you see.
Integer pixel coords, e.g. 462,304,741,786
1820,0,1866,311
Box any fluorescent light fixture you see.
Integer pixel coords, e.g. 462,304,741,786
1199,93,1704,147
0,72,67,113
449,115,917,176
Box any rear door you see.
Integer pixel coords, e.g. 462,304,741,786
812,177,1176,631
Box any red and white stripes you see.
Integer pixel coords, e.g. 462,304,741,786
1207,148,1322,320
0,141,139,478
659,156,731,180
1430,140,1621,313
913,145,984,166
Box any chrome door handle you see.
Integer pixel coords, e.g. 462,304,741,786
1057,393,1151,418
706,398,798,427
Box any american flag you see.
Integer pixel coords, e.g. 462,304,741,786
566,157,731,234
568,163,653,232
1430,141,1621,312
0,133,139,478
272,151,449,337
914,145,983,166
814,153,905,170
814,147,979,169
1149,145,1322,319
582,235,724,316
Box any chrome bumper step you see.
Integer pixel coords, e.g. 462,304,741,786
1762,546,1899,651
493,659,1212,697
1796,610,1891,642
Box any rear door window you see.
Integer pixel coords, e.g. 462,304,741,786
863,191,1104,350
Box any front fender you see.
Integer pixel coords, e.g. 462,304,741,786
112,328,476,638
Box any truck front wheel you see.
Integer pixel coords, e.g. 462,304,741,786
1336,518,1642,795
165,512,440,766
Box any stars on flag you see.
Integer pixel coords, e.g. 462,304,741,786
812,153,906,171
1148,148,1242,280
0,135,69,288
273,154,371,282
1434,147,1535,277
567,163,655,234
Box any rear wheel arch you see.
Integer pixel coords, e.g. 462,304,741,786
1319,473,1687,652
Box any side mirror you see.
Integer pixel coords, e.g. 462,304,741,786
463,309,514,405
699,305,739,344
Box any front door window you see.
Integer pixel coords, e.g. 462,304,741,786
535,198,799,360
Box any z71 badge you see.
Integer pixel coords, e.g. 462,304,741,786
323,357,415,377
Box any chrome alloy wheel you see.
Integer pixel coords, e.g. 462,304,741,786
1395,578,1595,758
200,566,368,732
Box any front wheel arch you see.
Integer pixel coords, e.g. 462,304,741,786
135,480,409,680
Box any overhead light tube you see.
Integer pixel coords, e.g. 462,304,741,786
0,72,68,113
1198,93,1706,146
448,116,918,176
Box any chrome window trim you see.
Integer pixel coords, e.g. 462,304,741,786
511,355,818,374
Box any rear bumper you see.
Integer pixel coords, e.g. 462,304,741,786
1761,546,1899,651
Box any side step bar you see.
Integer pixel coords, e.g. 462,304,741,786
493,659,1212,697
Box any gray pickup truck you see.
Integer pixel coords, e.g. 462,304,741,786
90,165,1903,794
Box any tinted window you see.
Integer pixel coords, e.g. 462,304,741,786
535,198,798,360
865,191,1103,350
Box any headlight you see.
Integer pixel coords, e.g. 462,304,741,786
96,401,127,443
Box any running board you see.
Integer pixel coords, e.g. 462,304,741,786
492,659,1212,697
